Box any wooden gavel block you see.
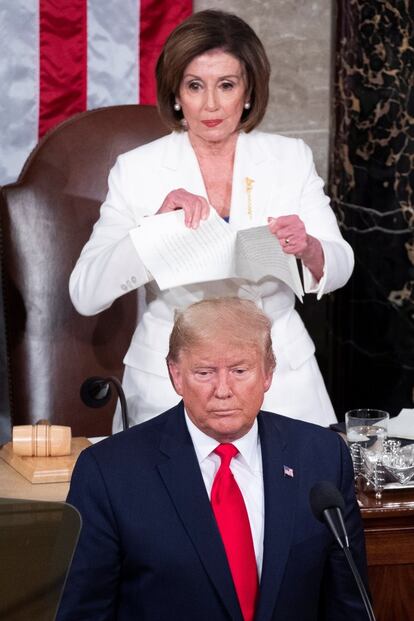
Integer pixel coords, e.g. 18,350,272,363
12,420,72,457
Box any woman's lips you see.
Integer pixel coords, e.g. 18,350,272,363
201,119,223,127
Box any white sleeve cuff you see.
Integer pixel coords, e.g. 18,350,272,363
302,263,327,300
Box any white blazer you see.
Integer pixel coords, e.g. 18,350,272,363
70,130,354,427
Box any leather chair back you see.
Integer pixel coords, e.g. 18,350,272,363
0,105,168,436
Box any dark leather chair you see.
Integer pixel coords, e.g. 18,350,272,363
0,105,168,436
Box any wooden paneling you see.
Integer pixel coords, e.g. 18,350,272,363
360,488,414,621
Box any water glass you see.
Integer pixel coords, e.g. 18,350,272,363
345,409,389,489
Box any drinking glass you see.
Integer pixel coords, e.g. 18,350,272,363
345,409,389,496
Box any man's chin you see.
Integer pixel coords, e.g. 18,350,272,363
206,416,253,442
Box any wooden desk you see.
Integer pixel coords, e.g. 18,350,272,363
0,458,69,501
0,437,98,501
359,487,414,621
2,450,414,620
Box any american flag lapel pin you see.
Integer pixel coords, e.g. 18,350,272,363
283,465,294,478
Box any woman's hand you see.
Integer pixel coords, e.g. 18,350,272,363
268,215,325,281
157,189,210,229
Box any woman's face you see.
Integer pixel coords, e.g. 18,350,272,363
177,49,247,145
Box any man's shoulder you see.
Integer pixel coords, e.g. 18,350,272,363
85,403,182,464
259,409,341,447
258,410,349,479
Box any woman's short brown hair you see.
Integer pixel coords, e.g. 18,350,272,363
156,10,270,133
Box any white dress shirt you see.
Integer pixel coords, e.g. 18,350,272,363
184,410,265,577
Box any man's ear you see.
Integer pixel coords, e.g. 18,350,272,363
167,361,183,396
263,365,275,393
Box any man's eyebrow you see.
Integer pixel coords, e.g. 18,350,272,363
193,360,251,368
230,361,251,368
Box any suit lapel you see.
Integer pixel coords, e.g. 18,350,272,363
156,402,243,621
230,131,279,230
161,131,280,229
255,412,299,621
161,132,208,198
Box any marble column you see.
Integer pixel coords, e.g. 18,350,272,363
329,0,414,417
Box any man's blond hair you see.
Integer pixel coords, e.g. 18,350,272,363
167,298,276,372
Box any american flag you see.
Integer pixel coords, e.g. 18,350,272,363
0,0,192,185
283,465,294,478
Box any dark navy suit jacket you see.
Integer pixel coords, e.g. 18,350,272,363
57,402,369,620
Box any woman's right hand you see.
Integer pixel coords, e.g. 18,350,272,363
157,189,210,229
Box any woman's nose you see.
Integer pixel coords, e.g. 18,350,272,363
205,87,219,111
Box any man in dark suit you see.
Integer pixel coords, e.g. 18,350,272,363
57,298,369,620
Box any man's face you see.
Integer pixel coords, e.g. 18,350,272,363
168,340,273,442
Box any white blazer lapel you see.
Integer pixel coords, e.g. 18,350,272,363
162,131,208,198
160,131,281,227
230,131,279,229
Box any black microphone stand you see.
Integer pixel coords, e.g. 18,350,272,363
323,507,375,621
343,547,375,621
80,376,129,431
310,482,376,621
106,376,129,431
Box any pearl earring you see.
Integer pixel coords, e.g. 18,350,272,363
244,102,251,110
173,102,181,112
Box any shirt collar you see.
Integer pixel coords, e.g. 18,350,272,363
184,408,260,472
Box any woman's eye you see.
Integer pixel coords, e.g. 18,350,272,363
188,81,202,91
221,81,234,90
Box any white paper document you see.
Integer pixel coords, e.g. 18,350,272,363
388,409,414,440
134,209,304,300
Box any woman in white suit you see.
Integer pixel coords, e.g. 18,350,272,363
70,10,353,431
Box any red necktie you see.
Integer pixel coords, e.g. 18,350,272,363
211,443,259,621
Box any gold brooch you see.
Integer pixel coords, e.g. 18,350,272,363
245,177,255,219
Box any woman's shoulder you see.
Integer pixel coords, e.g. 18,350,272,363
245,129,311,156
241,130,315,171
116,131,183,165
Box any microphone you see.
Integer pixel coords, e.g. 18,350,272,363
309,481,376,621
80,376,129,431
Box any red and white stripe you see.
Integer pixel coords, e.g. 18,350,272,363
0,0,192,185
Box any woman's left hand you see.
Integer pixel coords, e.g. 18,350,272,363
267,215,309,257
268,215,325,281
